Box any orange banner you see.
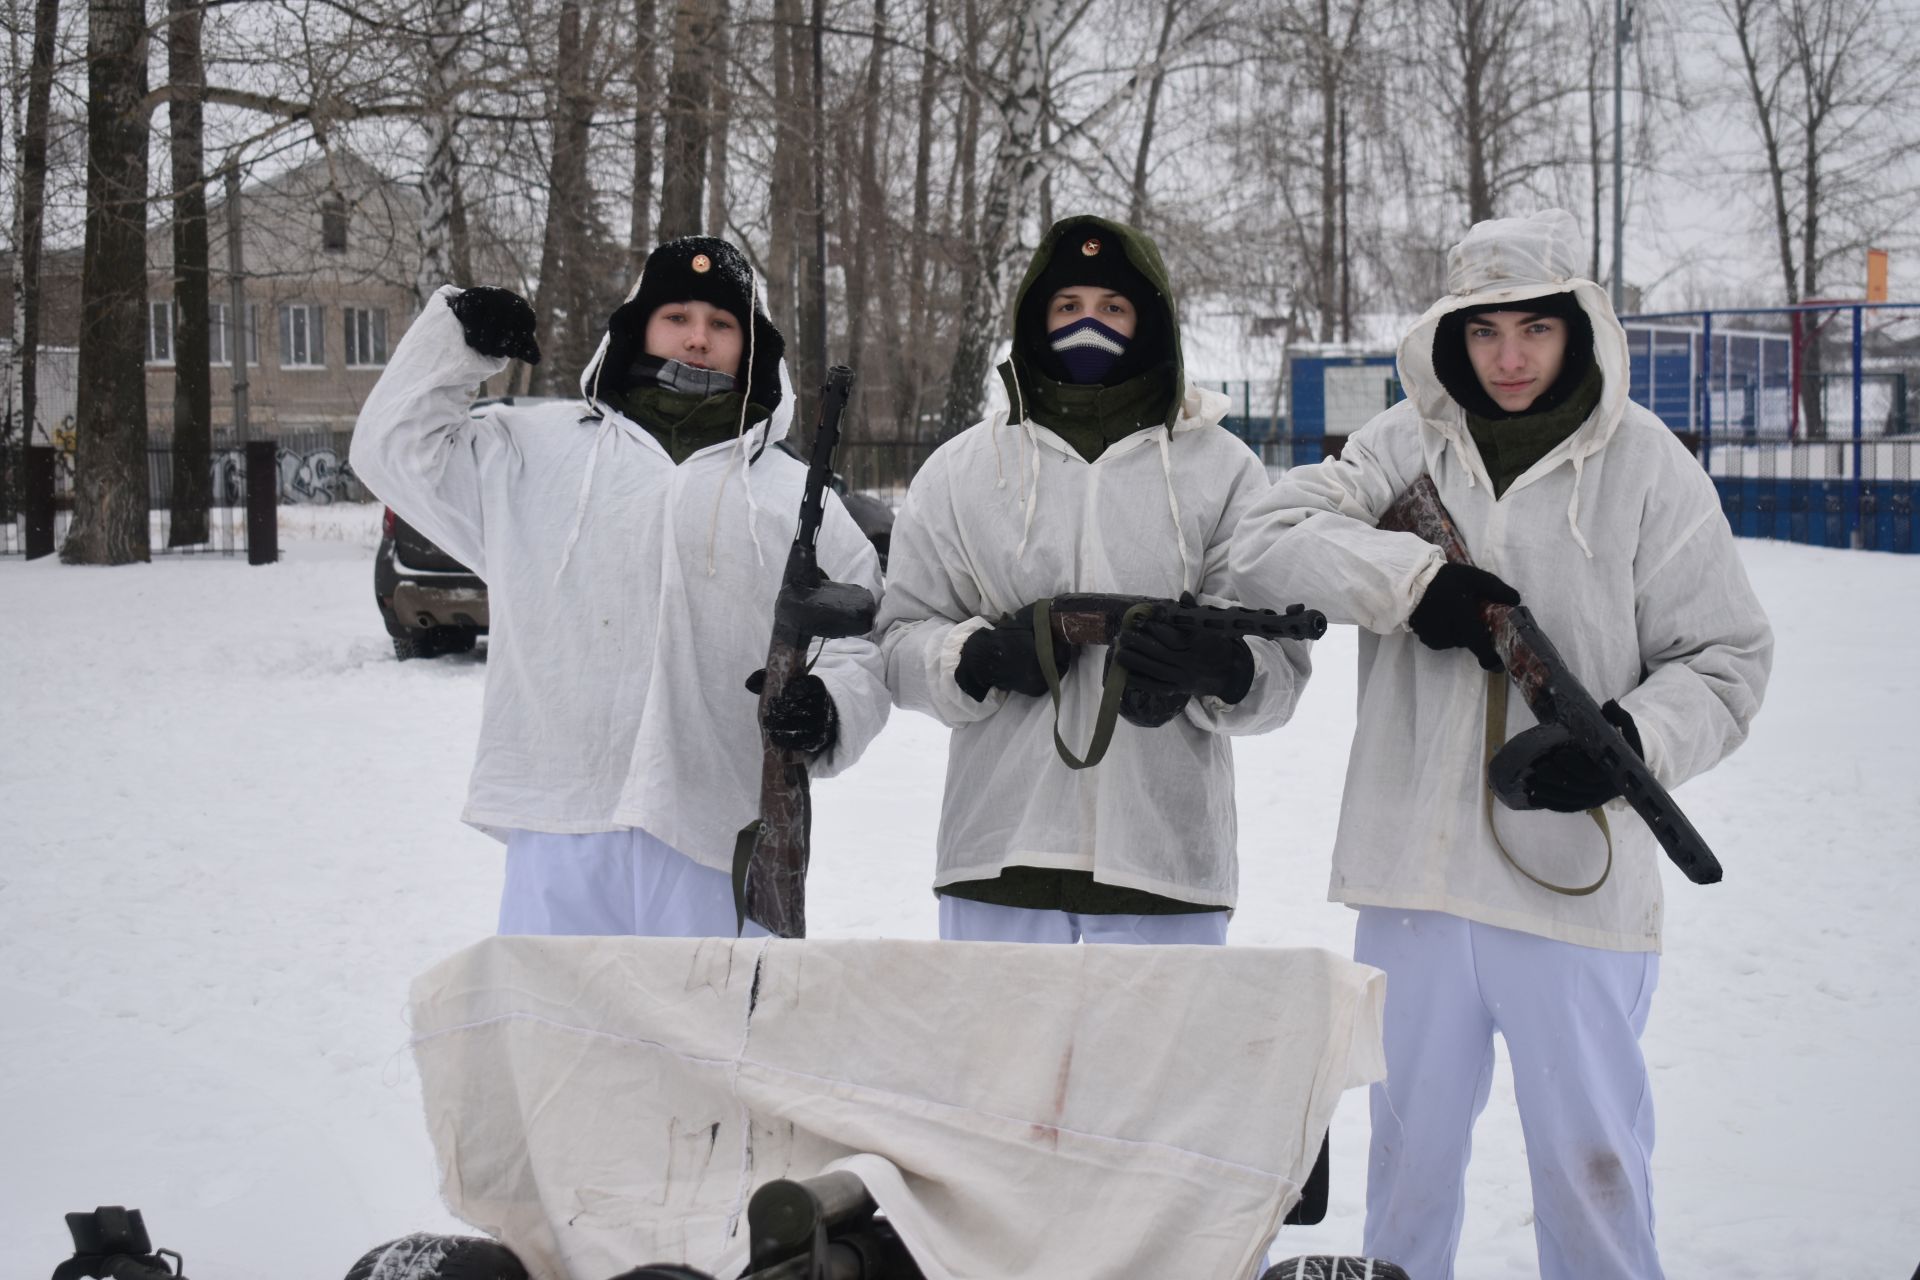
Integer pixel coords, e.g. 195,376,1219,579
1867,248,1889,303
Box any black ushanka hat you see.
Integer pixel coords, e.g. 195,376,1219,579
1431,289,1595,421
1017,219,1172,388
595,236,786,414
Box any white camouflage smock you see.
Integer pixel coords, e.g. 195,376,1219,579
350,286,889,871
1230,210,1773,952
877,383,1311,908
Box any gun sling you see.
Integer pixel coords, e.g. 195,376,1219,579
1032,598,1156,771
1484,671,1612,897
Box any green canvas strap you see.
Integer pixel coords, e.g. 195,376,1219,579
1033,598,1155,770
1484,672,1612,897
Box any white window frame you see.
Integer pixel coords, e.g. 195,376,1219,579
146,301,174,365
343,306,388,368
279,303,325,369
210,301,260,367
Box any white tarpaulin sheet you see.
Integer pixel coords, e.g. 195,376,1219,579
408,936,1386,1280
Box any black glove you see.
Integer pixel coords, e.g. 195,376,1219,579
954,602,1072,701
1490,700,1644,813
1117,680,1189,728
1112,595,1256,705
744,668,839,755
447,286,542,364
1409,563,1520,672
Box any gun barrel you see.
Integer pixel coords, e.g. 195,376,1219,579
1043,593,1327,646
748,1171,876,1264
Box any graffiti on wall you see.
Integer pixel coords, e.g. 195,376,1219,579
210,445,361,505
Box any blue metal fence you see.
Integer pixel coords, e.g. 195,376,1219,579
1282,303,1920,553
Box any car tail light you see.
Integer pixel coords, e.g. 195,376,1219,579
383,507,396,538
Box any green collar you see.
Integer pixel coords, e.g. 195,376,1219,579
1001,362,1177,462
604,384,768,464
1465,364,1604,497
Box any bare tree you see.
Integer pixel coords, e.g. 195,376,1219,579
659,0,714,238
704,0,732,235
631,0,660,275
416,0,468,303
1716,0,1920,435
1404,0,1577,223
62,0,148,564
8,0,57,461
167,0,212,547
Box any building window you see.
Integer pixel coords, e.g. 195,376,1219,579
321,195,348,253
344,307,388,367
147,301,174,365
280,303,325,368
210,301,260,366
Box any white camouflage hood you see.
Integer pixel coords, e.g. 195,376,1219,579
1394,209,1633,554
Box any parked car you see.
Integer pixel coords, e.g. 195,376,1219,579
371,414,895,661
374,505,488,660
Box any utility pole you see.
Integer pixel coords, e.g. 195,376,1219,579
1611,0,1631,312
224,164,250,444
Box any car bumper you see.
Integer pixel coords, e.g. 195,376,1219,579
391,577,489,630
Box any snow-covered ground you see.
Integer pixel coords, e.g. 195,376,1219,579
3,505,1916,1279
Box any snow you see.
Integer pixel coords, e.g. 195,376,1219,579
3,504,1916,1279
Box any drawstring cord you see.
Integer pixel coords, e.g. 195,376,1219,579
1566,451,1594,558
554,413,615,584
1006,372,1041,562
1014,419,1040,561
1155,428,1192,585
708,269,766,576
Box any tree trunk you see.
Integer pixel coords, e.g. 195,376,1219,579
900,0,936,433
658,0,713,240
415,0,464,305
957,0,980,246
631,0,659,277
1127,0,1179,228
12,0,58,459
938,0,1057,439
167,0,212,547
794,0,828,428
63,0,150,564
1315,0,1337,341
705,0,732,236
850,0,891,434
767,0,802,342
1799,102,1824,438
449,154,473,286
1587,17,1603,282
1460,0,1493,222
531,0,593,391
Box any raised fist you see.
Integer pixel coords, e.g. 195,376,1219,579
447,286,541,364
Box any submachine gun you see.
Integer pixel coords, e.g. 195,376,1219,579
733,366,877,938
1377,475,1723,886
1030,594,1327,770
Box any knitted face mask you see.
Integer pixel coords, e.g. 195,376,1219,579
1049,315,1131,384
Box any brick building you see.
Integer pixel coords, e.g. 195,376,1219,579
10,149,518,442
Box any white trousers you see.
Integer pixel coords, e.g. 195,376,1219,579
938,896,1230,945
498,828,768,938
1353,907,1663,1280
